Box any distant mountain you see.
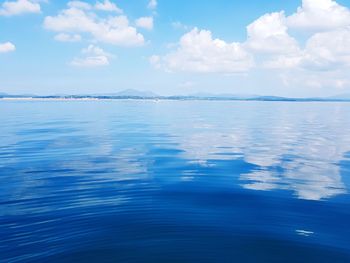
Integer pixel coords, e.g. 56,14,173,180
249,96,297,101
189,92,258,99
1,90,350,102
51,93,70,97
188,94,350,101
44,90,159,98
0,92,37,98
327,94,350,100
101,89,158,97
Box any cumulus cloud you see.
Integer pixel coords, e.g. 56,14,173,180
287,0,350,31
54,33,81,42
95,0,122,13
44,1,144,46
245,12,300,55
67,1,91,10
244,11,302,69
0,42,16,53
263,54,303,69
0,0,41,16
151,28,254,73
148,0,157,10
301,27,350,70
71,44,112,67
135,16,153,30
152,0,350,77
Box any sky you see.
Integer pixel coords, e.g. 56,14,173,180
1,0,350,97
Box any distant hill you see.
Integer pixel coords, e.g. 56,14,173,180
1,90,350,102
97,89,158,97
327,94,350,100
0,92,37,98
189,92,259,99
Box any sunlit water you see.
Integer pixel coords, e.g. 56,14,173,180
1,100,350,262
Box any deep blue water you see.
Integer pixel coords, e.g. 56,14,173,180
1,100,350,262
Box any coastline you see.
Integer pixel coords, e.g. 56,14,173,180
1,97,350,102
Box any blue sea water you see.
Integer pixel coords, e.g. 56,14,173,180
1,100,350,263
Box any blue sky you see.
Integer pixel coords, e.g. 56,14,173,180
1,0,350,97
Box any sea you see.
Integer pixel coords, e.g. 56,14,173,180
1,100,350,262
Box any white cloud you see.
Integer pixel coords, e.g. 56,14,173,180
95,0,122,13
71,44,112,67
301,27,350,70
244,11,302,69
0,42,16,53
44,7,97,34
264,1,350,72
0,0,40,16
135,16,153,30
245,12,300,55
54,33,82,42
44,2,145,46
67,1,92,10
261,24,350,72
263,55,303,69
151,28,254,73
148,0,157,10
287,0,350,31
153,0,350,77
153,12,302,73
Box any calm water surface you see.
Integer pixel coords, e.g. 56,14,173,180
1,100,350,262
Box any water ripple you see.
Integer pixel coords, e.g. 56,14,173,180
0,100,350,262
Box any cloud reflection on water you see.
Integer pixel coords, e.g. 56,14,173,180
168,103,350,201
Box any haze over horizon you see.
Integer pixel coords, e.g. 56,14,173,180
1,0,350,97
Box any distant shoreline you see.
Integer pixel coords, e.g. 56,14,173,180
1,96,350,102
0,97,100,101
